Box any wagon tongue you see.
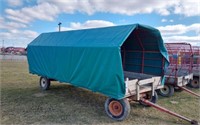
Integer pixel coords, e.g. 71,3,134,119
178,86,200,98
191,120,199,125
140,98,199,125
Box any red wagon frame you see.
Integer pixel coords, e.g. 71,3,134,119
158,43,194,97
191,46,200,88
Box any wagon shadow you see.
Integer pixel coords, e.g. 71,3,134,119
2,81,117,124
48,83,107,104
44,83,187,124
2,82,193,124
40,82,118,123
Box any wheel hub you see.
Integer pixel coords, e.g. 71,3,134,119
41,79,46,87
109,101,123,116
160,85,170,95
190,78,199,88
192,80,198,85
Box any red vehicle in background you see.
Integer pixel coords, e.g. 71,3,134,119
191,46,200,88
158,43,194,97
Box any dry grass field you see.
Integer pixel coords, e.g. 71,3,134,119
1,60,200,125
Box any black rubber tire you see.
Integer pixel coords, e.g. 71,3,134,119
105,98,130,121
139,91,158,107
158,85,174,97
39,77,50,90
189,77,199,88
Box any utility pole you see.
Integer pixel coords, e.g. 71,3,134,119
58,22,62,32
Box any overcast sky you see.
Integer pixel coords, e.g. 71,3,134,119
0,0,200,47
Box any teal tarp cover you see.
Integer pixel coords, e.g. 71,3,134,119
27,24,169,99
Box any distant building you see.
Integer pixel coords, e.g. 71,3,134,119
4,47,14,54
0,48,2,54
14,47,26,55
3,47,26,55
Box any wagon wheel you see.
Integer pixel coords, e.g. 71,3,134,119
139,91,158,107
158,85,174,97
39,77,51,90
189,77,199,88
105,98,130,121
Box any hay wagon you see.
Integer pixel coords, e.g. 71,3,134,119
28,24,169,120
158,43,194,97
27,24,198,124
191,46,200,88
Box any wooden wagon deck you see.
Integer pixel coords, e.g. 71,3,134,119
123,71,163,99
165,68,193,86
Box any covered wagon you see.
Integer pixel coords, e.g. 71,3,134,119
27,24,169,120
